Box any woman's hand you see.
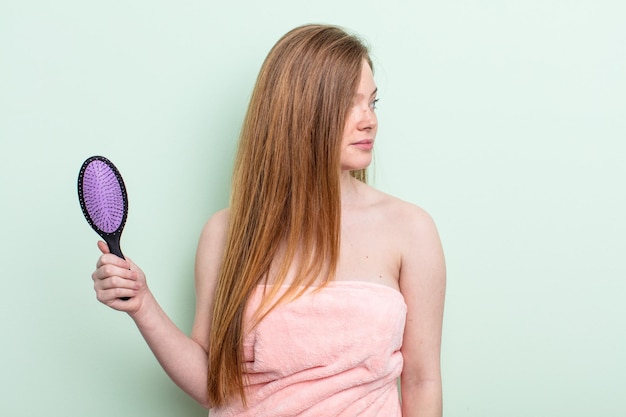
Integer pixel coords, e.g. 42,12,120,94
91,240,149,315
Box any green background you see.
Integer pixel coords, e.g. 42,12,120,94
1,1,624,416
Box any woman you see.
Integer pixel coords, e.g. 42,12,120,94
92,24,446,416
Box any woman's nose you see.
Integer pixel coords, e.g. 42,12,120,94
358,107,377,130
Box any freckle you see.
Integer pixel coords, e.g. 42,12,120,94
379,275,382,279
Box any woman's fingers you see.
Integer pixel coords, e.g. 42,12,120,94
92,260,135,281
93,254,139,302
94,270,137,290
96,252,131,271
92,240,148,310
95,286,139,303
92,267,140,307
97,240,110,254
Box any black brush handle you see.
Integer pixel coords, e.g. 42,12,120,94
103,234,125,260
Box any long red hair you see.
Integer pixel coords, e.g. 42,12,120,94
207,24,372,406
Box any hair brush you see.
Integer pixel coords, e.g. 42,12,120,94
78,156,130,299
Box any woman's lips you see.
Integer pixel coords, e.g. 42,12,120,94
351,139,373,151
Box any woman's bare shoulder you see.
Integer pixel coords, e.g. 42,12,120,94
198,208,230,244
368,186,436,231
195,208,230,281
205,207,230,227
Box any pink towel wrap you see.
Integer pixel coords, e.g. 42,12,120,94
210,280,407,417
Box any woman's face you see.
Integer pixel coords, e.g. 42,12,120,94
340,60,378,172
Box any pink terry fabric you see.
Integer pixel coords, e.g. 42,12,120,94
209,281,407,417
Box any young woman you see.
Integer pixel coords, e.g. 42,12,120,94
91,24,446,416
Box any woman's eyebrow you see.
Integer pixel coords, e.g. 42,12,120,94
354,87,378,99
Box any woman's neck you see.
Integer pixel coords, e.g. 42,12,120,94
340,171,364,207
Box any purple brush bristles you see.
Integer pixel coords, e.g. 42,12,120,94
82,160,125,233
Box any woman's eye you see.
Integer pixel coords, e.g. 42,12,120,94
369,98,379,110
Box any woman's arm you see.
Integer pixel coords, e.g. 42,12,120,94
91,209,229,408
398,206,446,417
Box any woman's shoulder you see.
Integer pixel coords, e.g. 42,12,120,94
206,207,230,227
197,208,230,252
357,184,440,254
203,207,230,230
365,185,436,229
366,187,445,285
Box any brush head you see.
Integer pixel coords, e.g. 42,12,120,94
78,155,128,239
